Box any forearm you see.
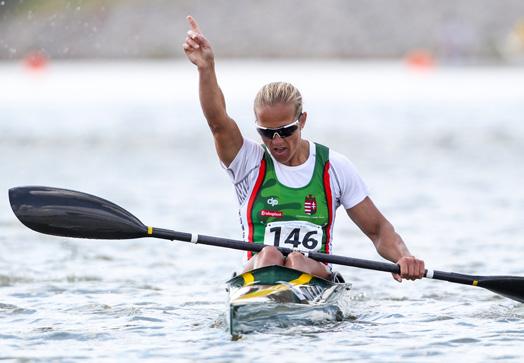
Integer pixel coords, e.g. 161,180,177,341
347,198,424,280
373,222,412,263
198,64,230,134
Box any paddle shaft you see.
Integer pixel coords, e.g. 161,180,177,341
151,227,480,286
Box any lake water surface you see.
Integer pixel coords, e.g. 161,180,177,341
1,61,524,362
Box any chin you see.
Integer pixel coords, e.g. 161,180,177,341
270,151,289,163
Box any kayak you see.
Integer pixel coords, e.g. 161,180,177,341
226,265,352,335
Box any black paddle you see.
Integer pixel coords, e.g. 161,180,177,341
8,186,524,303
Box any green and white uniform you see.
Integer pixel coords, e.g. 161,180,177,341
225,139,368,260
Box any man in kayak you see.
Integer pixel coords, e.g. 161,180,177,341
183,16,425,282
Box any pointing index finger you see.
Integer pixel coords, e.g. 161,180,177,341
186,15,202,33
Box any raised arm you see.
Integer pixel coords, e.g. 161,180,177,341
346,197,425,282
183,15,243,166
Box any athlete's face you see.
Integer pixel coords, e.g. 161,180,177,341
255,103,308,166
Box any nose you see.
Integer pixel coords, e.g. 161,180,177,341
270,133,285,144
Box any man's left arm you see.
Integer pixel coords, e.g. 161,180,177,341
346,197,425,282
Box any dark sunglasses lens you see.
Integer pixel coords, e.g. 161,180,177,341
257,128,274,139
278,125,298,137
257,124,299,139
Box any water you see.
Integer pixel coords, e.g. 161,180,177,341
1,60,524,362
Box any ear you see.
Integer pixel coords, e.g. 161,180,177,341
300,112,307,129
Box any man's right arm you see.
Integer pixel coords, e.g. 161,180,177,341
183,16,243,166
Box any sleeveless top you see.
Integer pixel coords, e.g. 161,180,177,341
242,143,334,259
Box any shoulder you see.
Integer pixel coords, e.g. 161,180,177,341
327,148,361,177
228,138,264,165
324,146,369,209
240,138,265,162
223,138,264,184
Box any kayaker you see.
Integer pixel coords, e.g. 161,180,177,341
183,15,425,282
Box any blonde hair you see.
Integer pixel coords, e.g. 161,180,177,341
254,82,303,119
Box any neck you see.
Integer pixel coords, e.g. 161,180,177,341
285,140,309,166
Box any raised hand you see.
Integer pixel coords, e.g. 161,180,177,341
183,15,214,69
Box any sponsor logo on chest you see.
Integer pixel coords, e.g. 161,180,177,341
260,210,284,218
266,197,279,207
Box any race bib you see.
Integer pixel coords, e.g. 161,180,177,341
263,221,323,252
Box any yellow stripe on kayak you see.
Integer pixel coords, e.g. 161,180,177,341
147,226,153,235
242,272,255,286
290,273,313,285
473,280,479,286
238,285,286,299
237,272,313,300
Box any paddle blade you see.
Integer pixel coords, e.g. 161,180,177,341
478,276,524,303
9,186,148,239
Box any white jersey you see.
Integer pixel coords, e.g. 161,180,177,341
224,138,369,252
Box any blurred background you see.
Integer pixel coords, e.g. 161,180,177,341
1,1,524,361
1,0,524,63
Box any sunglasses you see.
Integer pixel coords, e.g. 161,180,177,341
256,116,302,139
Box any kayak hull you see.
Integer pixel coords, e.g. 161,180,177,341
226,265,352,335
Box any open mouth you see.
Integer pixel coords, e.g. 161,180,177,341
272,147,287,157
